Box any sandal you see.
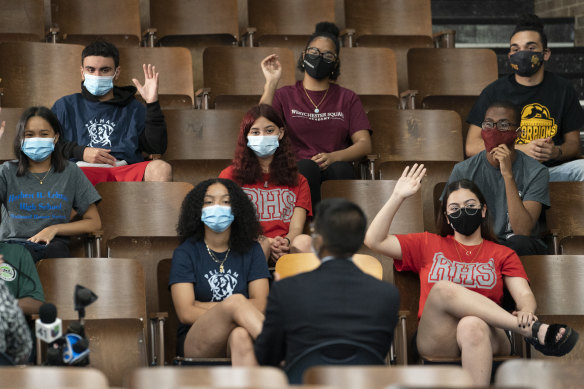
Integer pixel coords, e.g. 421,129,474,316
525,321,579,356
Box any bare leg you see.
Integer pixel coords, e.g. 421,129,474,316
143,160,172,181
184,294,264,358
290,234,312,253
417,280,551,386
228,327,259,366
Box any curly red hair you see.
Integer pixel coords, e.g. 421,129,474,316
232,104,299,187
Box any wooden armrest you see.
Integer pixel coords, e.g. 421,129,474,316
399,90,418,110
148,154,162,160
340,28,356,48
366,154,379,162
549,228,560,237
88,230,103,239
149,312,168,320
241,27,257,47
195,88,211,110
433,29,456,48
398,310,410,320
142,28,157,47
46,27,60,43
149,312,167,366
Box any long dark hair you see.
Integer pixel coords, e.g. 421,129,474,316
13,106,68,176
177,178,262,253
437,179,498,242
232,104,298,187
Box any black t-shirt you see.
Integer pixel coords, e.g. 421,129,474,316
467,71,584,166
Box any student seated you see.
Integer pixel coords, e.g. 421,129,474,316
168,178,270,365
0,107,101,262
51,40,172,184
260,22,372,206
219,104,312,263
365,164,578,385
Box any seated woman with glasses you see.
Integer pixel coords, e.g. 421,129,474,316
364,164,578,386
259,21,371,206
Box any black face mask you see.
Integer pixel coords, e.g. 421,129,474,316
303,55,336,80
509,50,545,77
447,209,483,236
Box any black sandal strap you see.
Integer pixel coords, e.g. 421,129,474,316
531,321,543,341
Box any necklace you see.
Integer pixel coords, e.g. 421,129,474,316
205,241,230,273
29,168,52,185
453,238,484,262
303,84,329,113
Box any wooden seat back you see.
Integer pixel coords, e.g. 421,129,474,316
117,47,194,108
0,0,45,42
0,367,109,389
50,0,141,46
0,42,83,108
169,160,231,186
547,182,584,253
495,359,584,389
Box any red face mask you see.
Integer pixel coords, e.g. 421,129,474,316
481,128,519,152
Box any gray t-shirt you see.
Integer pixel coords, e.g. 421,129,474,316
0,161,101,240
446,150,550,240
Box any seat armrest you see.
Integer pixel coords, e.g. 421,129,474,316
142,28,157,47
399,90,418,110
149,312,167,366
46,26,60,43
195,88,211,110
241,27,257,47
433,30,456,48
340,28,356,48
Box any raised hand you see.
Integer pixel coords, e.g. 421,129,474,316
132,64,159,104
491,144,513,178
393,163,426,200
261,54,282,84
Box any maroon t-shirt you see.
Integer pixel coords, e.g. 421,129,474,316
273,81,371,160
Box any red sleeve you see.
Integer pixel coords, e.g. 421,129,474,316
295,174,312,216
500,248,529,280
219,165,235,180
394,232,432,273
348,91,371,136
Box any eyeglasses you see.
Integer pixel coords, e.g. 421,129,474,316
447,206,482,219
305,47,337,64
481,120,518,132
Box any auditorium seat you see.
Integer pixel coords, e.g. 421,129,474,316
94,182,193,256
0,42,83,108
520,254,584,360
337,48,399,112
546,182,584,254
275,253,383,280
321,180,424,282
378,161,458,233
202,47,295,109
148,0,240,91
49,0,141,46
496,359,584,389
304,365,473,388
128,366,289,389
406,48,498,144
37,257,152,386
117,46,194,108
0,108,23,162
0,367,109,389
0,0,45,42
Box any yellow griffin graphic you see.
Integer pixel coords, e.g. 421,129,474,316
516,103,558,144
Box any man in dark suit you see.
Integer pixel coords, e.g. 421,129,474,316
253,198,400,366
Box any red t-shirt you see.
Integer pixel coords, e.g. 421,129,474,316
272,81,371,160
219,165,312,238
395,232,528,319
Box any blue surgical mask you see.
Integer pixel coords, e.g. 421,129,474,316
201,205,234,233
83,73,114,96
247,135,279,158
21,137,55,161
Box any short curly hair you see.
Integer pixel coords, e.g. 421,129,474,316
177,178,262,253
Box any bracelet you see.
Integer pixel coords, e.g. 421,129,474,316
284,237,291,246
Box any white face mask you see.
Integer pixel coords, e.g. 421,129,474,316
246,135,279,158
83,73,114,96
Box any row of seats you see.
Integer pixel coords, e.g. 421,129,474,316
6,359,581,389
32,253,584,386
0,42,499,111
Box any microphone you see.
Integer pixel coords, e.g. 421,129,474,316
35,303,62,344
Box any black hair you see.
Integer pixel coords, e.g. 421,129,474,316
313,198,367,258
486,101,522,125
512,14,548,50
82,40,120,68
297,21,341,80
13,106,68,176
177,178,262,253
437,179,498,242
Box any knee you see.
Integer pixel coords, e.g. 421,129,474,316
290,234,312,253
427,280,459,302
222,293,247,313
229,327,253,351
326,161,355,179
145,160,172,182
456,316,490,348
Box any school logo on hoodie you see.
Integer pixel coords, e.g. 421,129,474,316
85,118,116,148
